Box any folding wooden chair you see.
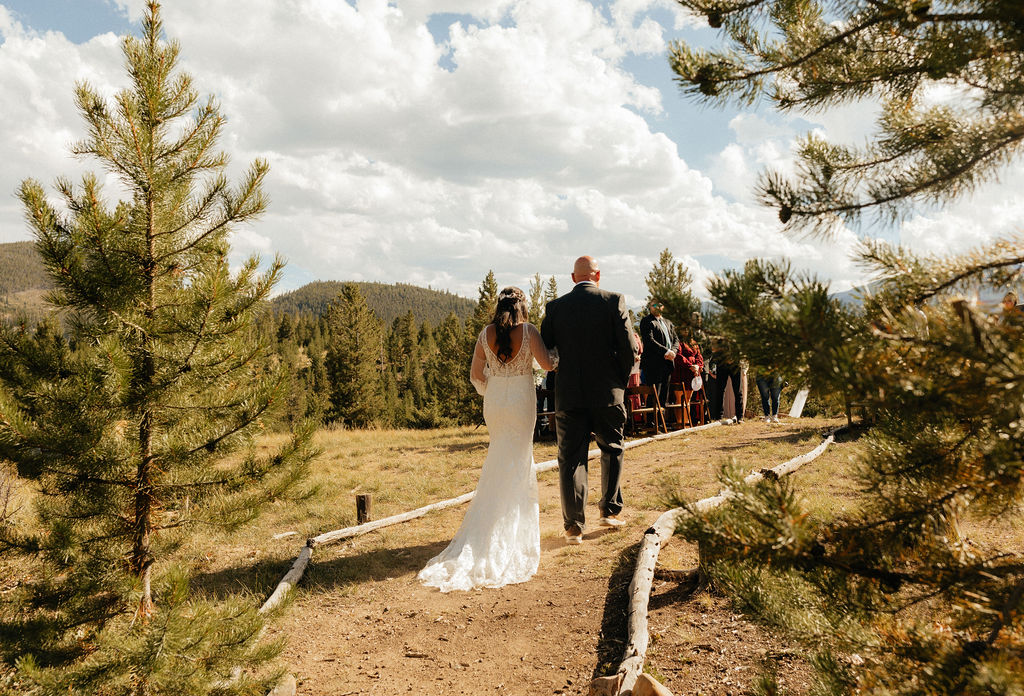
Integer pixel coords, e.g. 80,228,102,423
535,387,557,440
624,385,668,435
667,383,692,429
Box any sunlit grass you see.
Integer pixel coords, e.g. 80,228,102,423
14,416,1015,606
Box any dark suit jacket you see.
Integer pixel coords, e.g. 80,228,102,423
541,283,637,410
638,313,678,377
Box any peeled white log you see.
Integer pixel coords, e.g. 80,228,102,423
613,427,839,695
260,544,313,615
311,491,475,547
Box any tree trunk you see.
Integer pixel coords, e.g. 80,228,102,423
131,192,158,619
133,408,155,619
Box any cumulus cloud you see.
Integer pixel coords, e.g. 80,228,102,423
9,0,1014,312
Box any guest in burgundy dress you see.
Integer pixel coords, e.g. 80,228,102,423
673,325,705,424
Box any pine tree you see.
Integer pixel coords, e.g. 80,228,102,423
707,259,867,421
467,270,498,339
544,275,559,304
669,0,1024,235
324,283,384,427
427,312,474,425
669,2,1024,693
0,4,314,693
528,273,545,325
644,248,700,329
276,312,294,341
417,320,435,357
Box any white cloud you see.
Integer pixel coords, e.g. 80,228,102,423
4,0,968,312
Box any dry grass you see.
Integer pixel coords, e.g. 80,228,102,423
181,426,561,599
8,419,1019,607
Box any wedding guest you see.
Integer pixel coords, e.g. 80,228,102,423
672,324,704,385
639,301,677,409
708,337,743,423
673,324,705,425
756,372,782,423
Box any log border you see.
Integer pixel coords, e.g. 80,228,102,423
611,426,843,695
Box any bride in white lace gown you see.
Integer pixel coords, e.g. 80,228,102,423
419,287,556,592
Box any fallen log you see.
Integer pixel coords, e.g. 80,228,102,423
260,544,313,615
611,426,842,695
311,491,475,547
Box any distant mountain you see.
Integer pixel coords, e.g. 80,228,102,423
271,281,475,327
832,283,1011,308
0,241,475,328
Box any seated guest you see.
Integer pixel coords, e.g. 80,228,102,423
672,324,705,425
672,324,704,385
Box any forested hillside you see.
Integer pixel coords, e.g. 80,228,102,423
271,280,474,325
0,240,53,323
0,240,474,327
0,241,51,296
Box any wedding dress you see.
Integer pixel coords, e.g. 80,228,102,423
418,326,543,592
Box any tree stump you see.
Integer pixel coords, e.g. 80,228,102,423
356,494,372,524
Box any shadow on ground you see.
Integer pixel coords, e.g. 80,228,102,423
189,538,450,601
591,541,642,680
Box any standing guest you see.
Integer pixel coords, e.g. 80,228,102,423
708,337,743,423
627,328,643,424
673,324,704,385
639,301,678,410
756,373,783,423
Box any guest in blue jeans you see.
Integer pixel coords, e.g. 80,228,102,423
756,373,782,423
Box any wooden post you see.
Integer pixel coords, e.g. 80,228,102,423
356,494,372,524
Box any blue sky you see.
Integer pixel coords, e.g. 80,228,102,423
4,0,132,41
1,0,1019,305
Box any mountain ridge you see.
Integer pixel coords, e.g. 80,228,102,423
0,241,475,327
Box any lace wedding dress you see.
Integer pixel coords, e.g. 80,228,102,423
418,327,541,592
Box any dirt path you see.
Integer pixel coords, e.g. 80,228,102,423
272,418,841,695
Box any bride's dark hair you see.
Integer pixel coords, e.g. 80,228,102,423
492,286,529,363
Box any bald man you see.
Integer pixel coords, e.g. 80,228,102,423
540,256,638,544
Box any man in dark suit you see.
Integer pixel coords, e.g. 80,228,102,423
541,256,638,544
638,301,678,409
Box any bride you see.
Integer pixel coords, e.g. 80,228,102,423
418,286,556,592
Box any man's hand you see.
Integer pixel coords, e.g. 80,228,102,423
664,350,676,361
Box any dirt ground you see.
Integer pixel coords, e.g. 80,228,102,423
271,418,843,695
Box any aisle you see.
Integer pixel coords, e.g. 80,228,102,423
270,419,836,695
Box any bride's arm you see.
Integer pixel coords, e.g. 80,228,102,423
527,323,556,371
470,333,488,395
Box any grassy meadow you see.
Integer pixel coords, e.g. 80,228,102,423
4,420,1018,610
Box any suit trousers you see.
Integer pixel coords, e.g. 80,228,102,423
555,403,627,530
641,362,673,411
